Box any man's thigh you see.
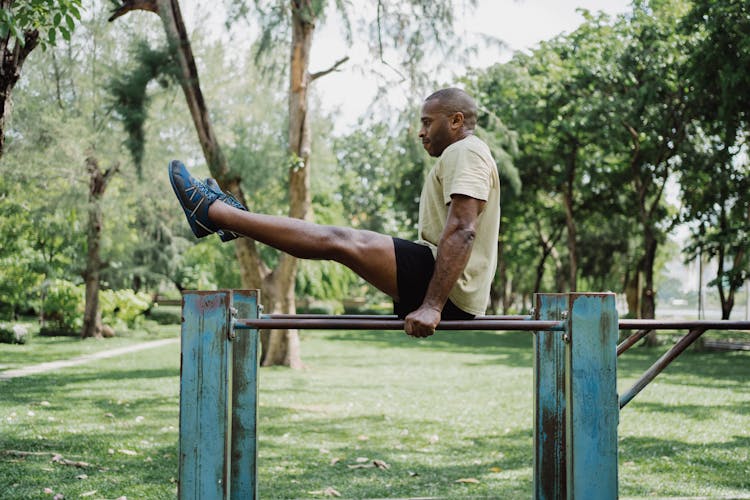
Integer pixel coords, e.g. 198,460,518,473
338,229,398,300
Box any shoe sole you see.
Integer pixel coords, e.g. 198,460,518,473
168,160,214,238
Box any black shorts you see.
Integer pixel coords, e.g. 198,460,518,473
392,237,475,320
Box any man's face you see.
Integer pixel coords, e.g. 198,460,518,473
419,99,455,157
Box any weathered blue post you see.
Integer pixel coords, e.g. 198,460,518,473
179,290,261,500
229,289,260,499
534,293,568,500
565,293,618,499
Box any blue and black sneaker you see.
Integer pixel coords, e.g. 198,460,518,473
205,178,247,242
168,160,221,239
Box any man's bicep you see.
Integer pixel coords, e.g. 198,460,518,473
447,194,485,224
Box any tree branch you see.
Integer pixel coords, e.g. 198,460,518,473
309,56,349,81
108,0,159,22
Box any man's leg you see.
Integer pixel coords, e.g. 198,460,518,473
208,201,399,300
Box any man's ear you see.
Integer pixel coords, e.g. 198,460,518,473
451,111,465,130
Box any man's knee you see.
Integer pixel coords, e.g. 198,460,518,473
323,226,386,263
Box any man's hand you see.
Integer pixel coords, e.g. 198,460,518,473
404,305,442,338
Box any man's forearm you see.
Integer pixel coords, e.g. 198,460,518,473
421,225,475,310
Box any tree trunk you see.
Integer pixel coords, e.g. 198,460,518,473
110,1,302,367
0,23,39,157
260,4,315,368
489,239,504,314
624,263,641,318
81,157,119,339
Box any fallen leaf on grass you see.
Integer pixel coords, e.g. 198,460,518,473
357,435,369,441
489,467,502,473
455,478,480,484
372,459,390,470
76,474,88,480
347,464,372,469
408,471,419,477
347,459,390,471
51,455,90,468
80,491,97,497
118,449,137,456
330,457,341,466
308,486,341,497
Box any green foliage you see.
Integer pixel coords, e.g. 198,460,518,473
0,0,83,46
41,279,82,333
146,305,181,325
99,288,152,329
0,323,29,344
108,41,179,178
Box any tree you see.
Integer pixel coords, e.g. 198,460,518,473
678,0,750,319
0,0,82,156
81,156,119,338
111,0,480,367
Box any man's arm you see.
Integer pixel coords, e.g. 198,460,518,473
404,194,485,337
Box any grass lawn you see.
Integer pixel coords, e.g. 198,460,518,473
0,326,748,499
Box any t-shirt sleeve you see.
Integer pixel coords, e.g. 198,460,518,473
441,144,493,205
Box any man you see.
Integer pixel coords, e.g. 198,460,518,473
169,88,500,337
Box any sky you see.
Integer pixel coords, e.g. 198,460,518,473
307,0,633,131
182,0,632,132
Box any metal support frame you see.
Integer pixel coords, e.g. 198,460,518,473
179,290,260,500
619,327,707,409
179,290,621,499
534,293,619,500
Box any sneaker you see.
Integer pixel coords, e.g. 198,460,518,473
168,160,220,238
205,178,247,242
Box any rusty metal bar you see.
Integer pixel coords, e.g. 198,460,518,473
258,317,750,331
264,313,531,320
617,329,653,356
619,328,707,409
239,318,561,331
619,319,750,330
234,318,564,331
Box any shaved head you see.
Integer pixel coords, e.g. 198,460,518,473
423,88,478,131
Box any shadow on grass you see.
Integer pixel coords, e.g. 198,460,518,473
617,346,750,388
619,434,750,491
257,404,534,498
326,329,535,368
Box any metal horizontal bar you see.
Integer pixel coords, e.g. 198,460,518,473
618,319,750,331
234,318,565,331
263,314,531,320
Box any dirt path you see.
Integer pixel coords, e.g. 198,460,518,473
0,338,179,381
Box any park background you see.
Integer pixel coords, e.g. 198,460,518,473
0,0,748,498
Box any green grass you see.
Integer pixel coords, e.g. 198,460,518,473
0,322,178,371
1,327,749,499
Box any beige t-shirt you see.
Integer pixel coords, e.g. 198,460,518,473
416,134,501,315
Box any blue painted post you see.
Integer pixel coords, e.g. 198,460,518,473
179,291,233,500
533,294,568,500
565,293,618,499
229,290,260,499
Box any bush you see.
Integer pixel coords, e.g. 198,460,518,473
146,305,181,325
38,325,78,337
38,281,153,334
42,280,83,332
100,289,152,329
0,323,30,344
